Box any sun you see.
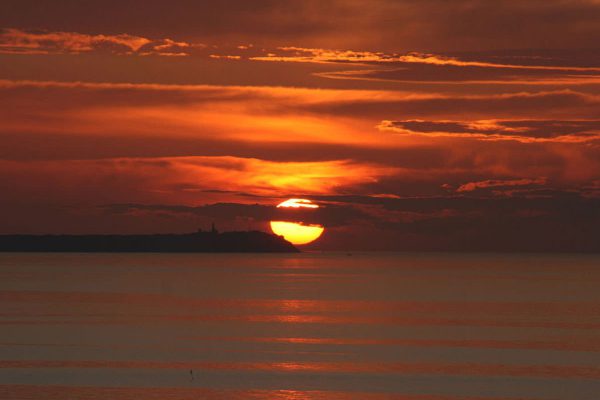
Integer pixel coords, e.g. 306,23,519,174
270,221,324,245
270,199,325,245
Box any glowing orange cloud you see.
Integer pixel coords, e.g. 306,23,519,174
377,119,600,143
0,79,408,149
0,28,198,56
276,198,319,209
0,157,398,207
456,178,547,193
251,47,600,72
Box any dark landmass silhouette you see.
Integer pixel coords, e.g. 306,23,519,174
0,231,298,253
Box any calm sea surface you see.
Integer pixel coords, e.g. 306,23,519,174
1,252,599,399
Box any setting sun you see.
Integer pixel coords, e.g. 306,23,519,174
1,2,599,399
270,199,325,245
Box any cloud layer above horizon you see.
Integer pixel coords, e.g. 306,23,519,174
1,0,599,251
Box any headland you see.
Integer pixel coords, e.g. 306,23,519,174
0,230,298,253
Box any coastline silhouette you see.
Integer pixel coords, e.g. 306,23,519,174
0,229,298,253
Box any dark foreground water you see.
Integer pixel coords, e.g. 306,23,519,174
0,252,599,399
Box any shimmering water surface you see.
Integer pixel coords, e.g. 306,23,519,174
1,252,599,399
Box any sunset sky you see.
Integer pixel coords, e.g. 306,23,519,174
1,0,599,251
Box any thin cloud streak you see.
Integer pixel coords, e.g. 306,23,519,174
379,119,600,143
456,178,548,193
252,47,600,72
0,28,199,56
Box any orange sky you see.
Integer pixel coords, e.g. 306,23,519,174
0,1,599,251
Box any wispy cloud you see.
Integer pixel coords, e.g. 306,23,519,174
0,155,399,205
379,119,600,143
456,178,547,193
0,28,200,56
252,47,600,72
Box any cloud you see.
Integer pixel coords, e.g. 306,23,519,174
253,47,600,72
3,0,600,52
298,89,600,121
209,54,242,60
0,79,394,153
95,191,600,251
2,79,600,191
248,47,600,86
317,67,600,86
0,28,199,56
456,178,547,193
379,119,600,143
4,28,600,91
101,201,372,229
1,153,599,251
0,156,399,207
2,3,600,250
4,27,600,88
0,79,599,245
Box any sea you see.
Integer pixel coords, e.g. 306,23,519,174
0,252,599,399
